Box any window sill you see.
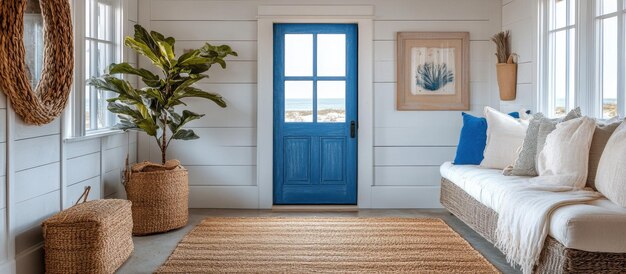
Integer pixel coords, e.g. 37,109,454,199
64,129,126,143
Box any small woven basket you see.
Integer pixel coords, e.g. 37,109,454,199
124,160,189,235
42,188,133,274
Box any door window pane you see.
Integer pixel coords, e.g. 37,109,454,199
317,34,346,76
317,81,346,123
285,81,313,122
284,34,313,76
600,17,618,118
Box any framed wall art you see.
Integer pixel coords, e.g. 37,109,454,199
396,32,469,110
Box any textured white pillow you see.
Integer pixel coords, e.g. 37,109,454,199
533,117,596,188
480,107,529,169
595,121,626,207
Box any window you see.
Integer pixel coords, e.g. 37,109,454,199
595,0,625,118
544,0,577,116
69,0,122,137
541,0,626,118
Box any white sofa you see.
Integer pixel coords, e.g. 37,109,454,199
440,162,626,273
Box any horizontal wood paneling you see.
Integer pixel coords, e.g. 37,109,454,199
371,186,442,208
182,128,256,146
502,0,535,26
150,0,258,20
151,21,257,41
187,165,256,186
0,177,5,210
14,190,60,232
14,162,60,203
14,135,60,171
103,169,124,198
189,186,258,208
374,147,456,166
0,210,5,261
149,145,256,166
374,20,497,41
373,83,485,128
65,138,101,159
103,145,128,173
374,0,500,20
0,146,5,177
66,177,101,208
14,118,60,140
374,166,442,186
374,40,495,62
200,61,257,83
184,84,257,127
175,41,257,61
66,153,100,186
375,127,460,147
0,110,5,143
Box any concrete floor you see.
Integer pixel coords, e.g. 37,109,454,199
117,209,521,274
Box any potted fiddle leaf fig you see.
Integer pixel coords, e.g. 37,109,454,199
88,24,237,235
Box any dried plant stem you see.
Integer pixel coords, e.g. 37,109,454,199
491,31,512,63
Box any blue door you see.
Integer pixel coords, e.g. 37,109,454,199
273,24,358,205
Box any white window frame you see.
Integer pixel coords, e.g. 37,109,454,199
67,0,124,138
540,0,626,118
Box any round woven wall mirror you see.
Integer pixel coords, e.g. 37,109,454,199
0,0,73,125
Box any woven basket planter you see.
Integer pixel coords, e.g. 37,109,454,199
125,161,189,235
496,63,517,101
42,197,133,274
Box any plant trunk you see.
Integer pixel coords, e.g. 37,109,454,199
161,117,167,164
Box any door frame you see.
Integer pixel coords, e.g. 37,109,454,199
257,6,374,209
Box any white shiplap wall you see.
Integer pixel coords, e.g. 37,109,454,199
137,0,502,208
0,1,138,273
500,0,538,112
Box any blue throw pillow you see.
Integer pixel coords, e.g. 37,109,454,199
454,111,528,165
508,110,531,119
454,113,487,165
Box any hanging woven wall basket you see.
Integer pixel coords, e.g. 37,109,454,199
0,0,73,125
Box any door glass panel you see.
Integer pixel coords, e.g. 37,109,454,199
601,17,618,118
284,34,313,76
317,81,346,122
285,81,313,122
317,34,346,76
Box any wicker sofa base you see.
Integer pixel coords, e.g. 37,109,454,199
441,178,626,274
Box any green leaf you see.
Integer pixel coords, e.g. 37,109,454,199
172,87,227,108
108,63,159,83
143,87,166,105
125,37,163,70
171,129,200,140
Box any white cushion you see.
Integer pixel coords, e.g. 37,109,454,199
480,107,529,169
441,162,626,252
596,121,626,207
534,117,596,188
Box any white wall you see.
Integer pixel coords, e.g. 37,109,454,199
0,1,138,273
500,0,538,112
137,0,502,209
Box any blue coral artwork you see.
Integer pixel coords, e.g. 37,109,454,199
411,47,456,95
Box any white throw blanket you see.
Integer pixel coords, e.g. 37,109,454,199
494,184,602,274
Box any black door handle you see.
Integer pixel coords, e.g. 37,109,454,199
350,121,357,138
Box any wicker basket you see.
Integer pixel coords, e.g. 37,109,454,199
125,160,189,235
42,191,133,274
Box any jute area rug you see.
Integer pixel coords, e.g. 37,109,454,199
156,217,499,273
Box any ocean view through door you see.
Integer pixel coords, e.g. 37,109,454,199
273,24,358,205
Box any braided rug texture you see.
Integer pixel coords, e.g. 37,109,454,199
157,217,499,273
